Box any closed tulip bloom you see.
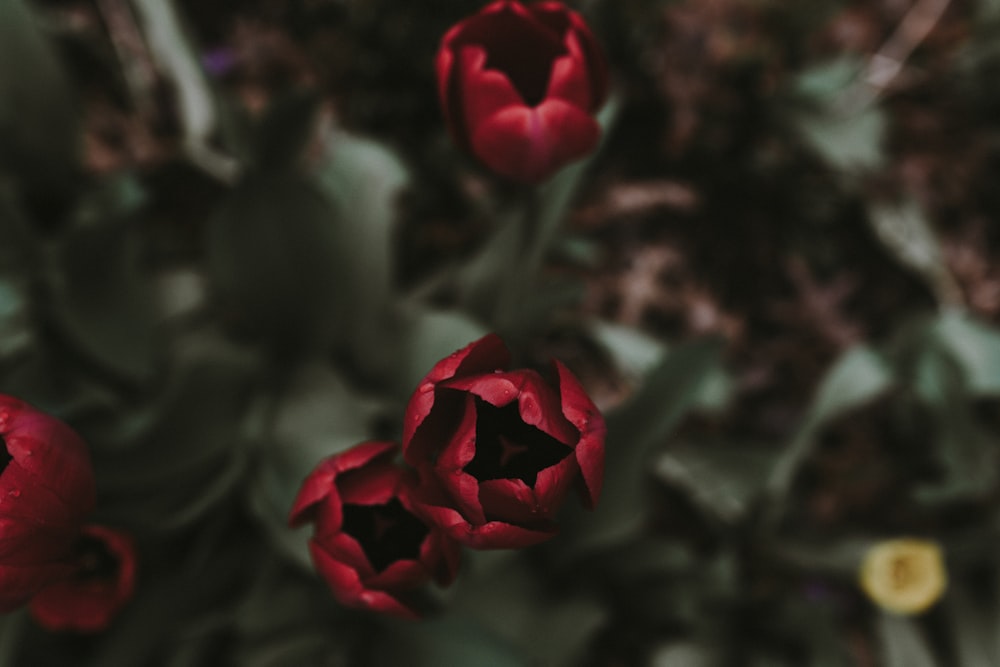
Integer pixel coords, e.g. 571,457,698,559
437,1,609,183
29,525,137,632
0,395,96,612
289,442,461,618
403,335,606,549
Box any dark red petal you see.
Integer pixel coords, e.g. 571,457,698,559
533,454,579,513
0,516,77,566
337,463,403,506
554,362,606,508
0,462,86,525
441,370,578,444
316,531,376,578
402,334,509,462
470,99,601,183
422,528,462,587
417,502,555,550
0,561,73,613
476,478,537,525
435,395,486,525
366,557,425,591
309,541,417,618
544,34,593,109
28,525,137,633
288,441,398,527
531,2,609,107
458,45,525,128
1,402,96,516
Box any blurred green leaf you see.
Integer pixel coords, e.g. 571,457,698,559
878,614,938,667
206,171,341,349
947,588,1000,667
253,89,321,171
765,345,893,511
560,337,728,553
650,641,716,667
931,312,1000,396
789,58,885,173
867,200,961,306
656,441,781,525
0,277,31,361
446,554,606,667
88,330,258,532
373,617,528,667
0,0,79,198
249,362,383,570
312,126,410,376
47,221,159,383
588,320,666,381
131,0,238,182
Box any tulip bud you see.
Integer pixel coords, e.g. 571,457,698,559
437,1,609,183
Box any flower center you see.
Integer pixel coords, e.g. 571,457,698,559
464,399,572,486
480,12,566,106
341,499,429,573
76,534,120,583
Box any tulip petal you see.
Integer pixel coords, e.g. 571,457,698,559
337,464,403,507
471,99,601,183
0,516,77,566
0,561,74,612
554,362,606,508
533,454,579,514
435,396,485,524
458,45,525,132
309,541,417,618
477,478,538,525
531,2,609,107
402,334,509,462
289,441,398,527
417,501,555,550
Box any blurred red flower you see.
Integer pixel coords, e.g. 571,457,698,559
436,0,609,183
0,395,96,612
289,441,460,618
403,334,606,549
29,525,137,633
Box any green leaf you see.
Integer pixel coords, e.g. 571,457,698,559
765,345,893,508
0,277,31,361
932,312,1000,396
445,554,606,667
947,588,1000,667
253,89,321,170
878,614,939,667
655,441,781,525
248,362,384,570
47,221,159,383
0,0,79,197
866,200,961,306
311,126,410,373
373,617,528,667
205,171,341,349
559,337,728,553
649,642,715,667
789,58,885,173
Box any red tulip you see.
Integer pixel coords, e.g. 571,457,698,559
0,395,96,612
403,335,606,549
437,1,609,183
289,442,461,618
29,525,137,632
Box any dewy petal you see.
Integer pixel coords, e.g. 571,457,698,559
2,404,96,516
337,463,402,507
533,454,579,515
554,361,606,508
436,395,486,525
402,334,509,462
470,99,601,183
309,540,416,618
0,462,84,525
289,441,398,527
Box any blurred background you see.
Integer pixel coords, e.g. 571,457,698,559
2,0,1000,664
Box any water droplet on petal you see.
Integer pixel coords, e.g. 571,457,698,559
8,489,20,498
419,383,434,394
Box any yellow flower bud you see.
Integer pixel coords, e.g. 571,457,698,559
859,538,947,615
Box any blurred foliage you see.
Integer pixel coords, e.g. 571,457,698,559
1,0,1000,665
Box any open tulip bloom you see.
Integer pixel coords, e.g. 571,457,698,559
0,395,97,612
289,441,461,618
437,0,609,183
403,334,606,549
